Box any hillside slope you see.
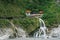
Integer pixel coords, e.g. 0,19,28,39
0,0,60,34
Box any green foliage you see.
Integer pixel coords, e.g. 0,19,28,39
13,17,39,33
0,0,60,33
42,1,60,27
0,19,10,28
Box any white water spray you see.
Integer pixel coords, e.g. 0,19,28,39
34,18,48,38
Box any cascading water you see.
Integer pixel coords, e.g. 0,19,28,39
34,18,48,38
33,18,60,39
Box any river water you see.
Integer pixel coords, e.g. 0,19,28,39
6,38,60,40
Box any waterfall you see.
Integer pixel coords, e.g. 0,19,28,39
34,17,60,39
34,18,48,38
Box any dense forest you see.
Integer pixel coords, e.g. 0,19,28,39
0,0,60,34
